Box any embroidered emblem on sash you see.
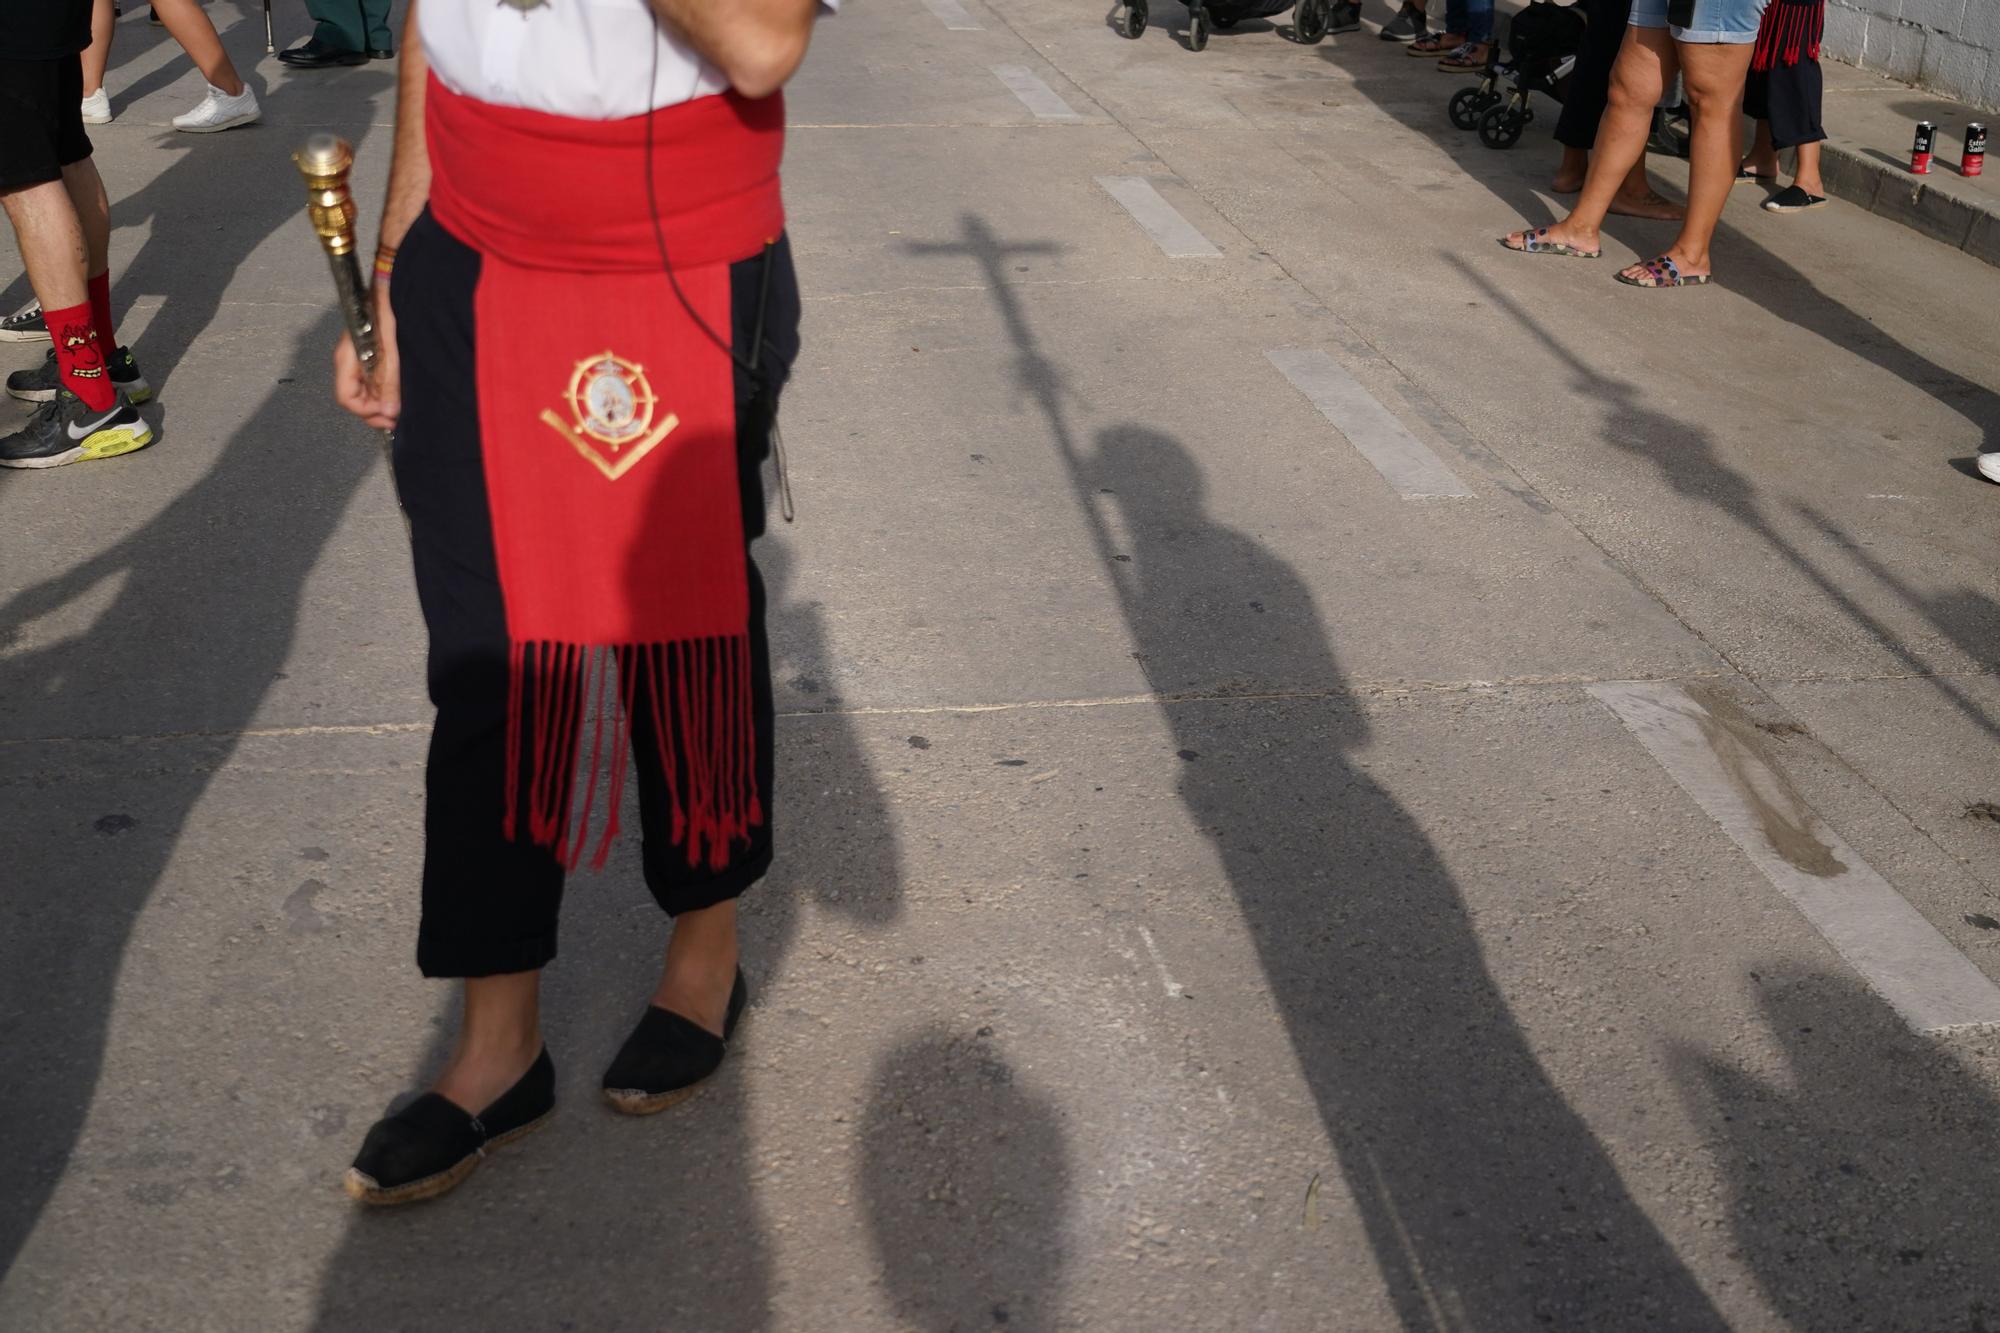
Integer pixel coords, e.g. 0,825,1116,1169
539,351,679,482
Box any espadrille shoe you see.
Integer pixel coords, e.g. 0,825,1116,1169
602,970,748,1115
344,1048,555,1205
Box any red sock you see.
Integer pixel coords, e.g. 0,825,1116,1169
43,301,117,412
86,270,116,350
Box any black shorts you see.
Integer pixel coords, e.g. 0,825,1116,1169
1744,57,1825,151
0,55,92,194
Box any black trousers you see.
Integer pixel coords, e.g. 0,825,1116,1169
0,54,91,193
1555,0,1633,151
390,211,800,979
1744,57,1824,151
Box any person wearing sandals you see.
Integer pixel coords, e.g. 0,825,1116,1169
1736,0,1826,213
1551,0,1683,220
1407,0,1490,69
1323,0,1425,40
330,0,830,1207
1498,0,1772,288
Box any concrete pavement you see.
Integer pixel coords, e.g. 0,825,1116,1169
4,1,2000,1329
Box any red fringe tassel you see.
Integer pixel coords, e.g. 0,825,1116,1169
502,636,760,873
1751,0,1823,73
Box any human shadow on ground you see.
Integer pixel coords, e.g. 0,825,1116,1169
305,534,905,1333
909,212,1728,1327
1452,256,2000,738
0,310,380,1279
860,1025,1071,1332
1672,968,2000,1330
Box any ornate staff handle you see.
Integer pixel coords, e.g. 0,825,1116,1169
293,133,379,373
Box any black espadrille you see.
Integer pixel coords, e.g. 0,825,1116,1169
602,971,748,1115
343,1047,556,1205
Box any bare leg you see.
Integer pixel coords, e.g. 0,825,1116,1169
1740,118,1779,178
431,970,545,1113
60,160,111,281
82,0,115,97
1624,38,1756,281
652,899,741,1037
1505,26,1676,253
1607,150,1685,219
150,0,246,96
1791,139,1824,195
1,181,89,313
1554,145,1589,193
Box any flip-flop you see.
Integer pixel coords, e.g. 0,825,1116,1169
1408,32,1452,54
1498,226,1601,259
1615,255,1710,288
1762,184,1828,213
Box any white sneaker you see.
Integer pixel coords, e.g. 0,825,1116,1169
171,83,260,133
1979,453,2000,485
80,88,113,124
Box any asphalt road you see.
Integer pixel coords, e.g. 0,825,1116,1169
4,2,2000,1329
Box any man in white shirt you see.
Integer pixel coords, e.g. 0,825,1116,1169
333,0,826,1207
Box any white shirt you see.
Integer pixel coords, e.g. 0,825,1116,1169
421,0,832,121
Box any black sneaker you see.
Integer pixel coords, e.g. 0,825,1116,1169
1379,0,1426,40
6,345,151,405
1327,0,1362,31
0,388,153,469
0,302,48,344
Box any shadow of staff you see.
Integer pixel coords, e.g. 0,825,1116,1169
0,309,380,1278
1671,968,2000,1329
908,212,1726,1328
1307,31,2000,460
860,1025,1072,1333
304,531,906,1330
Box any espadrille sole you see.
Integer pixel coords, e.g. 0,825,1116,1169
342,1109,552,1206
602,1080,711,1117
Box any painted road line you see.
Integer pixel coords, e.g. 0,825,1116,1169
1591,680,2000,1034
993,65,1081,120
1095,176,1222,259
922,0,982,29
1264,348,1474,499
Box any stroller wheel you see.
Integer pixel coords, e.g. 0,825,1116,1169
1188,4,1209,49
1448,87,1490,131
1122,0,1148,36
1478,102,1527,149
1293,0,1329,42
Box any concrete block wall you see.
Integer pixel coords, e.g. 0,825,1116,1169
1823,0,2000,109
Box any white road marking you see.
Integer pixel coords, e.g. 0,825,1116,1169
992,65,1081,120
1591,680,2000,1034
922,0,982,29
1136,925,1185,998
1264,348,1475,499
1095,176,1222,259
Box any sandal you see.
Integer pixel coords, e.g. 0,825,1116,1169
1734,166,1778,185
602,969,749,1115
1408,31,1455,54
344,1047,556,1205
1498,226,1601,259
1437,42,1489,69
1615,255,1710,288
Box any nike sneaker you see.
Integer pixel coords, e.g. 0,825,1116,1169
6,345,151,404
0,388,153,469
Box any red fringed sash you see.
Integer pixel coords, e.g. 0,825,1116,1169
426,77,784,871
1751,0,1822,72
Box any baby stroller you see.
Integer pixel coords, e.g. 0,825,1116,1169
1447,0,1586,149
1120,0,1322,52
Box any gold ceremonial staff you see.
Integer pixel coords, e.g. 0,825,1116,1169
291,134,391,456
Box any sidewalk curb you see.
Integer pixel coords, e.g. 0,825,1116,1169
1818,138,2000,270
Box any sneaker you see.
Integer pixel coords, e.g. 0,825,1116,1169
0,302,49,344
1978,453,2000,485
0,388,153,469
1326,0,1361,31
80,88,113,124
1379,0,1426,40
6,345,151,405
172,83,260,134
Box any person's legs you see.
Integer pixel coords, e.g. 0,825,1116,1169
150,0,245,95
311,0,369,54
1623,36,1755,279
82,0,115,98
1791,138,1822,194
1507,24,1676,252
361,0,396,53
1741,117,1779,176
59,158,117,350
1,183,88,318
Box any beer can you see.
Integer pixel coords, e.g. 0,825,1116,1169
1911,120,1936,175
1965,123,1988,178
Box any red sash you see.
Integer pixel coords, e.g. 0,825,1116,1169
425,77,784,871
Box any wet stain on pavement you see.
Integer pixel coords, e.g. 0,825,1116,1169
1685,685,1848,879
284,879,331,934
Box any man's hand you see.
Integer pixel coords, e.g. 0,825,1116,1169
334,283,400,430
